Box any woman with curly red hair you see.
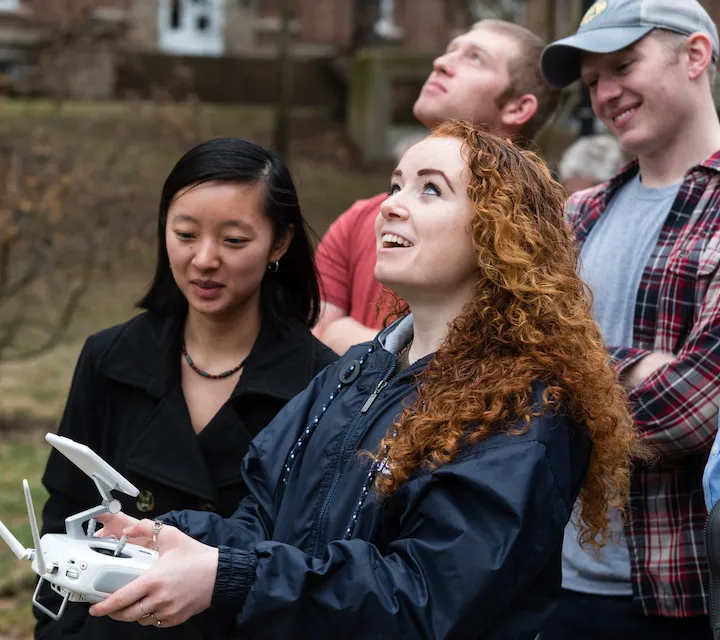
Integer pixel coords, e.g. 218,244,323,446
88,122,641,639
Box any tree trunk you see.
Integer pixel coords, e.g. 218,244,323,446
351,0,380,51
546,0,557,42
273,0,294,159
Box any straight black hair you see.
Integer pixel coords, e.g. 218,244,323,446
138,138,320,328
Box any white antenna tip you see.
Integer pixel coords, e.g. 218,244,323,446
23,479,47,575
0,518,28,561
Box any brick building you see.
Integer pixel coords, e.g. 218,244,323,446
4,0,720,101
524,0,720,42
5,1,720,67
0,0,474,61
123,0,468,57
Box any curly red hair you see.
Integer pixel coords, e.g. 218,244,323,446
374,121,646,548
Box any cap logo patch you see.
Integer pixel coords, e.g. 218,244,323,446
581,0,608,26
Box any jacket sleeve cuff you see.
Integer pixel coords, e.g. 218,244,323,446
157,510,183,530
608,346,650,375
211,546,258,609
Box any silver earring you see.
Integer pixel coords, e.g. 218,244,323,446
267,260,280,273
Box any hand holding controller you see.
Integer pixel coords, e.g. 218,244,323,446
0,434,159,620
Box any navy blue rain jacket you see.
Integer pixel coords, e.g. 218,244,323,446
163,317,592,639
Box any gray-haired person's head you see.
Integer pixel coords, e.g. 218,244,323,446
558,134,625,193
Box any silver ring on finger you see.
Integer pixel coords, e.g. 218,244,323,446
150,613,163,627
138,600,151,619
152,520,164,550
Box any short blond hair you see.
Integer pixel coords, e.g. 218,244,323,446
473,19,561,141
652,28,717,89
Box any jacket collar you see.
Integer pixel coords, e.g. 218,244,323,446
96,311,319,506
591,149,720,208
377,314,414,354
96,311,316,402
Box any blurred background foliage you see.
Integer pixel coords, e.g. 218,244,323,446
5,0,715,636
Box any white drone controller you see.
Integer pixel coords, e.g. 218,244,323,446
0,433,158,620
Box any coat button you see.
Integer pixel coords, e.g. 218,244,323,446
136,490,155,513
339,360,361,385
198,501,217,512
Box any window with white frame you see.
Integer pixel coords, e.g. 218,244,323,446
159,0,225,56
0,0,20,12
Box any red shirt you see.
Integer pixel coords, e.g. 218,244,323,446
315,193,390,330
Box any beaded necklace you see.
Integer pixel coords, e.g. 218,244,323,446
181,343,248,380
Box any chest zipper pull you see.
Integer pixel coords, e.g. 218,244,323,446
361,379,388,414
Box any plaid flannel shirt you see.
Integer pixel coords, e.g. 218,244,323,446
566,152,720,617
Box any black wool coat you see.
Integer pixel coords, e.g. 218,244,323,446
34,310,337,640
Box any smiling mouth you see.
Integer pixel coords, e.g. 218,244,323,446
611,106,638,125
192,281,223,289
381,233,414,249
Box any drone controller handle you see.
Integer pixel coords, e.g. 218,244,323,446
32,577,69,621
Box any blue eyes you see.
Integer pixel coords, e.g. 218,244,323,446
387,182,442,197
422,182,441,196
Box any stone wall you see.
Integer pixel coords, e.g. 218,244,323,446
297,0,353,49
223,0,255,55
115,50,345,109
348,47,434,163
256,0,467,54
396,0,454,52
23,0,130,29
124,0,156,51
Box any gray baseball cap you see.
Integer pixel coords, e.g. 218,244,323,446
540,0,719,88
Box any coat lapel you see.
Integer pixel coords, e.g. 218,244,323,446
97,312,219,504
195,402,252,490
230,318,323,402
123,396,220,504
94,311,331,505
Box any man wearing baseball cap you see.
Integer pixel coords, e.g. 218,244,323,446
539,1,720,638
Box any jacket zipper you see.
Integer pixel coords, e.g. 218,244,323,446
706,499,720,638
360,379,389,413
312,357,399,557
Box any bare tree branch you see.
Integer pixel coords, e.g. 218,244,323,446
0,14,204,363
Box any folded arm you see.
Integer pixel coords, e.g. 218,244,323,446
607,271,720,459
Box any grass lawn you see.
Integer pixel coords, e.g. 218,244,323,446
0,98,390,638
0,435,50,640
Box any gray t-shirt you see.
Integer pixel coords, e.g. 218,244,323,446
562,174,680,596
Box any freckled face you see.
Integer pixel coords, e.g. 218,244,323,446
375,137,477,300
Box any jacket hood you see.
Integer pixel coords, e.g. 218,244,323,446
376,314,414,355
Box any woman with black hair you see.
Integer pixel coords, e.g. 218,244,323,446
35,138,337,640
